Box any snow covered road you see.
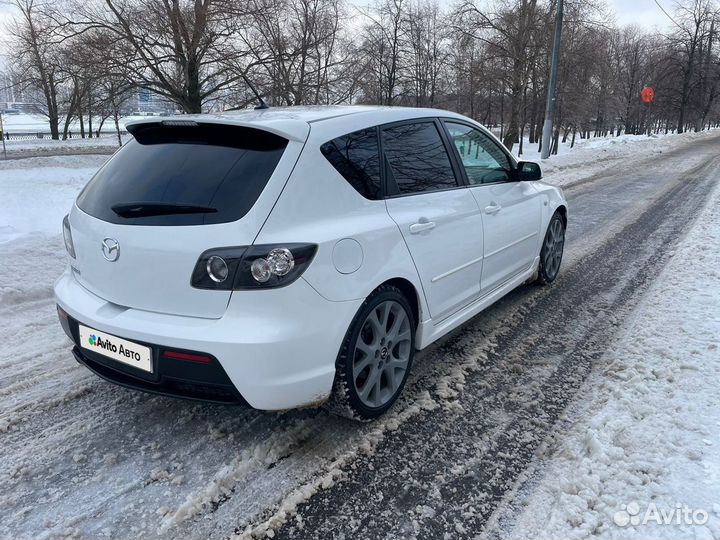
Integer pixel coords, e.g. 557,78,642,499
266,134,720,539
1,132,719,539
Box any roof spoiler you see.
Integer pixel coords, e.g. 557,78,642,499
125,116,309,143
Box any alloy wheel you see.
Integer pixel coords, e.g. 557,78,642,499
543,217,565,280
351,300,412,408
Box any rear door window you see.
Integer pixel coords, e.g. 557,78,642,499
76,123,287,226
381,121,459,195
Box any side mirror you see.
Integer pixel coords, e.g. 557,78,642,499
517,161,542,181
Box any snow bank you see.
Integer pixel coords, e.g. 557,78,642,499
496,175,720,538
513,128,720,187
0,155,107,243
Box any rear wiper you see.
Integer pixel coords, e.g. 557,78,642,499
111,202,218,218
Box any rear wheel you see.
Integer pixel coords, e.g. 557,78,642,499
536,212,565,285
326,285,415,421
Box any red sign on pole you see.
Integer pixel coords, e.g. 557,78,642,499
641,86,655,104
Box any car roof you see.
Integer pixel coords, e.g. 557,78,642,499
222,105,388,123
124,105,469,143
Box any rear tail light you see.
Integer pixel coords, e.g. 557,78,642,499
190,243,317,290
206,255,230,283
62,215,76,259
190,247,247,290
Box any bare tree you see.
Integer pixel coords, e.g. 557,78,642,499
2,0,719,143
6,0,65,138
669,0,717,132
241,0,343,105
356,0,408,106
405,0,447,108
453,0,550,151
62,0,256,113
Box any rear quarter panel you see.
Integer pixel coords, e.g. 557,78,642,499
254,118,429,324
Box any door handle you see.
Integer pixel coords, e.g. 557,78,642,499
409,220,436,234
484,203,502,215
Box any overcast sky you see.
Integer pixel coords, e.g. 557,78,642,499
607,0,674,30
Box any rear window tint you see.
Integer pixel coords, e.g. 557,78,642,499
320,128,382,200
76,123,287,226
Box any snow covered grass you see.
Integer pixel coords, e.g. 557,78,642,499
496,177,720,538
0,155,107,244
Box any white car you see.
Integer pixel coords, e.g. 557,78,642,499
55,106,567,420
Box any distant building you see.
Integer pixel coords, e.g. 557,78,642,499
128,88,175,115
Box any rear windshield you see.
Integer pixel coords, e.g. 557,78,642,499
76,123,288,226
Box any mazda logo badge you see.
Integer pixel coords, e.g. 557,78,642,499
102,238,120,262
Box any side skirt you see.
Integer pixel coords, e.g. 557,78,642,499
416,256,540,349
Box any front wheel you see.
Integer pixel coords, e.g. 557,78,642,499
326,285,416,421
536,212,565,285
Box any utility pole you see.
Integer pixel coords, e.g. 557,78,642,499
0,112,6,160
541,0,564,159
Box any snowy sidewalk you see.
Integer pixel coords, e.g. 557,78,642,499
528,128,720,188
495,179,720,538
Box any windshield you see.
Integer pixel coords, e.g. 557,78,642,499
76,123,288,226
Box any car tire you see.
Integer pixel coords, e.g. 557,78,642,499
536,211,565,285
325,284,416,422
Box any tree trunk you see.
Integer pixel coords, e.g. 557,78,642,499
502,60,523,151
183,57,203,113
88,94,93,139
79,103,85,139
113,104,122,147
97,114,110,136
677,28,700,134
551,124,560,155
62,90,77,141
499,94,505,141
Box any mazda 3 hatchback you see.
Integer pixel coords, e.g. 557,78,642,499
55,106,567,420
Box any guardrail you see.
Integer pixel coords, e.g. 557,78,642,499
0,130,128,141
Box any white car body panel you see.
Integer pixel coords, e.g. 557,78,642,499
469,181,542,292
385,189,484,321
55,266,361,409
54,105,567,411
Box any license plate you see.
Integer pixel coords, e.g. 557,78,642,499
79,324,153,373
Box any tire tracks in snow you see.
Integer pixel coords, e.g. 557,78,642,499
260,142,720,539
1,136,718,539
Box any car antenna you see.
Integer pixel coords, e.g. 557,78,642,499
225,73,270,111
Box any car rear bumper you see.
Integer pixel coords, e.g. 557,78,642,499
71,344,244,404
54,267,362,410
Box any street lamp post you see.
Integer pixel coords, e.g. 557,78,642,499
541,0,564,160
